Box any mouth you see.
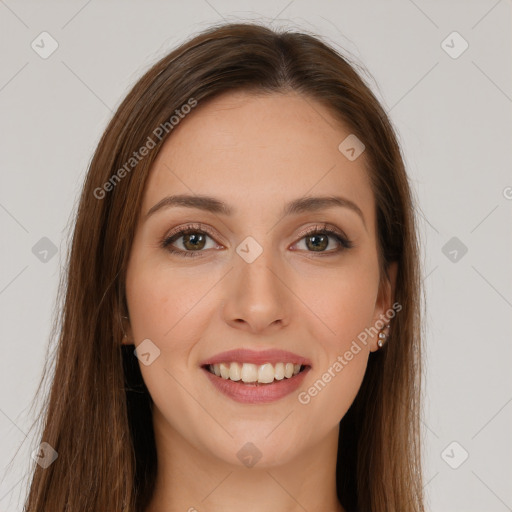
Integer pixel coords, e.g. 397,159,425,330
199,348,312,403
202,361,311,385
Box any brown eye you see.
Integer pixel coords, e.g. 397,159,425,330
295,226,353,254
161,226,219,257
305,233,329,252
180,232,207,251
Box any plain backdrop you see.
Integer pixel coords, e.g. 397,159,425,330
1,1,511,511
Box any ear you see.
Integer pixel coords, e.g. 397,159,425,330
370,261,398,351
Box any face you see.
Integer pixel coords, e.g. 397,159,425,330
124,91,396,468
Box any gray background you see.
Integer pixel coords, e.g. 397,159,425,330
1,1,511,511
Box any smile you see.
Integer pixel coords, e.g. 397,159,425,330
199,348,312,404
205,362,306,384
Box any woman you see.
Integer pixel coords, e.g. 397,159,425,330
24,21,425,512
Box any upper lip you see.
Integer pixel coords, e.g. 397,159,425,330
200,348,312,367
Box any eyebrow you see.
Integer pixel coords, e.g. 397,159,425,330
145,194,367,230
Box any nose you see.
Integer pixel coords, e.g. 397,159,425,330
222,245,291,334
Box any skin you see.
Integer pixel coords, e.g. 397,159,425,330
123,90,397,512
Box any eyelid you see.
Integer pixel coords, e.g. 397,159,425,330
163,222,348,243
163,222,217,242
294,222,348,241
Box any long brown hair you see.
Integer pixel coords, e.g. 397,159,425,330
22,21,425,512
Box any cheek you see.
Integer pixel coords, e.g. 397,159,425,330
297,346,368,444
297,258,379,347
295,275,375,426
126,260,210,344
125,259,220,400
292,260,378,423
125,261,218,435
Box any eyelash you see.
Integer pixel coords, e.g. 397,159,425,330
160,222,354,258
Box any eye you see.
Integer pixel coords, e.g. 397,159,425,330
292,224,354,255
161,223,220,258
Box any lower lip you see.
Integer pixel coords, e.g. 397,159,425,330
201,367,311,404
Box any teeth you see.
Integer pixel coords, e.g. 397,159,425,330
241,363,258,383
208,361,305,383
219,363,230,379
258,363,274,383
274,362,285,380
229,362,241,381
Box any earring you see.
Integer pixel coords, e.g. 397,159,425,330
120,314,130,343
377,323,391,348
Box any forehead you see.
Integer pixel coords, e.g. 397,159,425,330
143,91,375,229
